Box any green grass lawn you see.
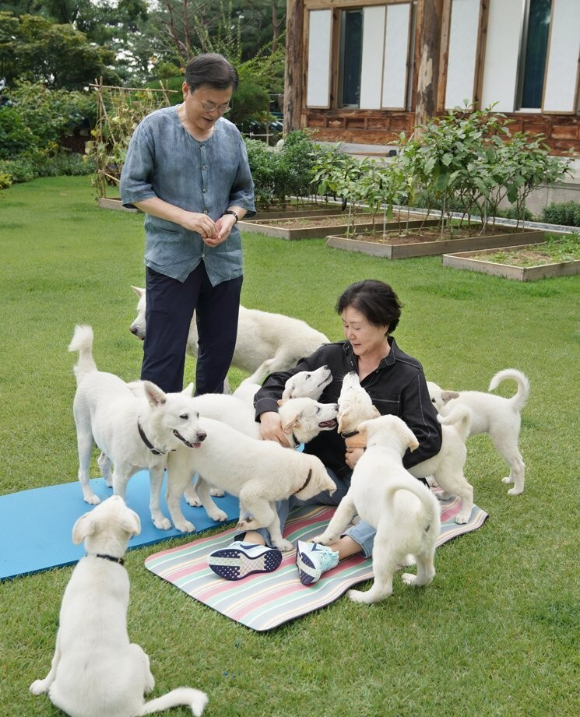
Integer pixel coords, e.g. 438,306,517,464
1,176,579,717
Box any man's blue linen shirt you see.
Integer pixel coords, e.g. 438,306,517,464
120,106,256,285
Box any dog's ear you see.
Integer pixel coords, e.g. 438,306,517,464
181,382,194,397
405,429,420,452
441,390,460,405
72,512,95,545
282,411,302,433
143,381,167,407
131,286,145,297
121,509,141,537
337,408,351,434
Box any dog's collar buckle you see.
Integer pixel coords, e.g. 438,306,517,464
138,421,165,455
89,553,125,566
340,429,360,439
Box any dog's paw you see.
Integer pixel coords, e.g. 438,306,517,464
153,515,172,531
29,679,48,695
507,486,524,496
184,491,202,507
455,512,470,524
273,539,293,552
401,572,418,586
501,476,514,484
209,487,225,498
83,492,101,506
210,509,228,523
311,533,334,545
175,519,196,533
347,589,369,604
236,518,256,531
435,491,451,501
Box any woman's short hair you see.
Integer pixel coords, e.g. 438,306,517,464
336,279,403,333
184,53,239,91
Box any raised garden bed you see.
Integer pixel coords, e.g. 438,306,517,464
442,243,580,281
251,204,345,220
326,227,546,259
240,213,430,240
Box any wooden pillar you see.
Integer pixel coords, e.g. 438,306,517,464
415,0,445,130
284,0,305,135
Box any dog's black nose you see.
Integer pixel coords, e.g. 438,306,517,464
197,431,207,442
129,326,139,335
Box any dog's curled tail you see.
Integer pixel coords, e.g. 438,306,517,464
68,325,97,383
385,479,441,534
489,369,530,413
138,687,208,716
438,404,472,442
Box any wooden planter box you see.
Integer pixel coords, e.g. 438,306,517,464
326,229,546,259
240,215,431,241
98,197,140,213
251,205,345,220
442,245,580,281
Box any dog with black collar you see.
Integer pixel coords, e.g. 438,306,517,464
30,496,208,717
68,325,207,530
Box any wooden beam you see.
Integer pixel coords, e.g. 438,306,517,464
284,0,305,134
415,0,445,130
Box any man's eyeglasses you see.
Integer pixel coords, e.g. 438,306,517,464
191,93,231,114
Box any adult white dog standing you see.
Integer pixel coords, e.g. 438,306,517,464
68,325,207,529
129,286,330,374
313,415,441,604
30,495,208,717
427,369,529,495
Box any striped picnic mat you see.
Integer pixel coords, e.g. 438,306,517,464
144,494,488,632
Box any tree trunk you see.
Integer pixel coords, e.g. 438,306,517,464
415,0,444,132
283,0,304,135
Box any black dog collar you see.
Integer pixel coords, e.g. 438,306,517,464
88,553,125,566
294,469,312,496
340,429,360,439
138,422,165,455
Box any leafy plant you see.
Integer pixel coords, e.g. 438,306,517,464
541,201,580,227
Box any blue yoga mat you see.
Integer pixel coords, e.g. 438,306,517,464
0,471,239,581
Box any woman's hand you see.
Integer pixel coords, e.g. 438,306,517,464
259,411,291,447
345,447,365,470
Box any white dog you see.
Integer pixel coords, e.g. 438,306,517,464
68,326,207,529
30,496,208,717
166,418,336,550
428,369,529,495
313,415,441,604
337,372,474,523
280,364,333,401
130,286,329,374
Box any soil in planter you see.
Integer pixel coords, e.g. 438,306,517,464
264,212,421,229
349,224,540,245
469,234,580,267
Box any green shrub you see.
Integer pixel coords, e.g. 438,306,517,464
0,156,36,183
541,200,580,227
0,107,35,159
0,172,12,189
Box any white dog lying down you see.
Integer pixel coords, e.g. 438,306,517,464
313,415,441,604
164,396,338,532
68,326,206,529
130,286,329,374
337,372,474,524
280,364,333,401
166,416,337,550
428,369,529,495
30,496,208,717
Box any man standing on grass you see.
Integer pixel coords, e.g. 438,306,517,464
120,53,255,394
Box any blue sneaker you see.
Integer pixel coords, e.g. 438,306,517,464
208,541,282,581
296,540,339,585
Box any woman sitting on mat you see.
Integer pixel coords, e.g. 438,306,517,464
208,279,442,583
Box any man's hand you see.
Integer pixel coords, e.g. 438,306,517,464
259,411,291,447
179,211,217,239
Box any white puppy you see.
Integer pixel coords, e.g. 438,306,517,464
337,372,474,524
166,418,336,550
68,326,207,529
428,369,529,495
30,496,208,717
280,364,333,401
130,286,329,374
314,415,441,604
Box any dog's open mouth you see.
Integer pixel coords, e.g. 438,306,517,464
318,419,337,429
173,429,205,448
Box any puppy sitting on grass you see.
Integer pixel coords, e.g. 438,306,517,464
30,495,208,717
